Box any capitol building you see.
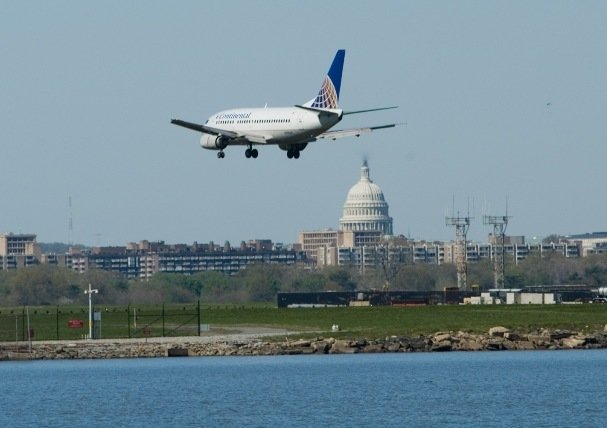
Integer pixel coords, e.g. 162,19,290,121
339,161,393,235
299,161,394,261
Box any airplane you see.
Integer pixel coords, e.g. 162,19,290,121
171,49,398,159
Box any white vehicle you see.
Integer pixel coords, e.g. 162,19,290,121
171,50,397,159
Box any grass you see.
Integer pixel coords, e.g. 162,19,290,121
203,305,607,338
1,304,606,342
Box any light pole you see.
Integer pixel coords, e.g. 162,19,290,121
84,283,99,339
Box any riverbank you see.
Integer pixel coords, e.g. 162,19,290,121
2,325,607,360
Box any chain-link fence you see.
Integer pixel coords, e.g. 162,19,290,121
0,302,201,341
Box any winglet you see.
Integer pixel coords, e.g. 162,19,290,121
304,50,345,109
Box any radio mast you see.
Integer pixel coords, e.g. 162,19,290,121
483,214,510,288
446,213,471,290
68,195,73,246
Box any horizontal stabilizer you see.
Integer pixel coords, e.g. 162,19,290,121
316,123,397,141
343,106,398,115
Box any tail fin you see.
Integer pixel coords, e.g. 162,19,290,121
303,50,345,109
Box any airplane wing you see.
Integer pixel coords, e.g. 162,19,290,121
170,119,271,144
316,124,397,141
170,119,239,139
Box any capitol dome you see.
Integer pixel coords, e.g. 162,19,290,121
339,161,393,235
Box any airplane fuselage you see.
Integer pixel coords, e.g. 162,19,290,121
199,107,343,150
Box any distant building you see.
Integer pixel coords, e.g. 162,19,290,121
42,239,307,278
566,232,607,256
0,233,40,269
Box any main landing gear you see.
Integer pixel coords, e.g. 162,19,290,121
217,151,225,159
286,148,300,159
245,146,258,159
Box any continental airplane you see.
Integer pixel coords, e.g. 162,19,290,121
171,50,397,159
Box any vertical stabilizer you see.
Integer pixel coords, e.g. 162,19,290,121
304,50,345,109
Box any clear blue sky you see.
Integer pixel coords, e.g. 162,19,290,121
1,1,606,246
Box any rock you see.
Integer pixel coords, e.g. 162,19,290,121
594,333,607,347
550,330,574,340
515,341,536,351
489,326,509,337
166,347,188,357
312,340,330,353
290,339,311,347
7,327,607,360
504,332,523,341
561,337,586,349
456,339,484,351
485,338,505,351
405,337,430,352
501,340,517,351
433,333,452,343
527,333,548,345
363,344,385,353
386,342,401,352
354,339,368,347
329,339,358,354
578,335,597,345
431,341,452,352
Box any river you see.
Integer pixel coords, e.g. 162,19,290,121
1,350,606,427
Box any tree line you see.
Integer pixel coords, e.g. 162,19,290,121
1,253,607,306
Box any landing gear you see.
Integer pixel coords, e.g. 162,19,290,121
286,148,300,159
245,147,258,159
217,151,225,159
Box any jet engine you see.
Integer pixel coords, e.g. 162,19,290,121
200,134,229,150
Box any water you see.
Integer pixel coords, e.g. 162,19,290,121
1,350,607,427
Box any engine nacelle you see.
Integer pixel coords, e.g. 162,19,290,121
200,134,229,150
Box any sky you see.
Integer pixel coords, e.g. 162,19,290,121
1,1,606,247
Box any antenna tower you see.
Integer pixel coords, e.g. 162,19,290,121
483,214,510,289
445,214,471,290
68,195,73,246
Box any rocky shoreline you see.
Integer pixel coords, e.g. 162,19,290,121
2,326,607,361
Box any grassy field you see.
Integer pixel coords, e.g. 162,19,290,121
202,304,607,337
1,303,606,341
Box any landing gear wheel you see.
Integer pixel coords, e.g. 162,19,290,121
217,151,225,159
245,146,258,159
287,148,300,159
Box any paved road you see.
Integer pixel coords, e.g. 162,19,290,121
19,326,297,346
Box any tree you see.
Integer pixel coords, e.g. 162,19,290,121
467,260,494,290
393,265,436,291
324,266,358,291
238,264,283,302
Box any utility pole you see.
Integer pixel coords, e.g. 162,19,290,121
84,283,99,339
483,214,510,289
446,215,471,290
